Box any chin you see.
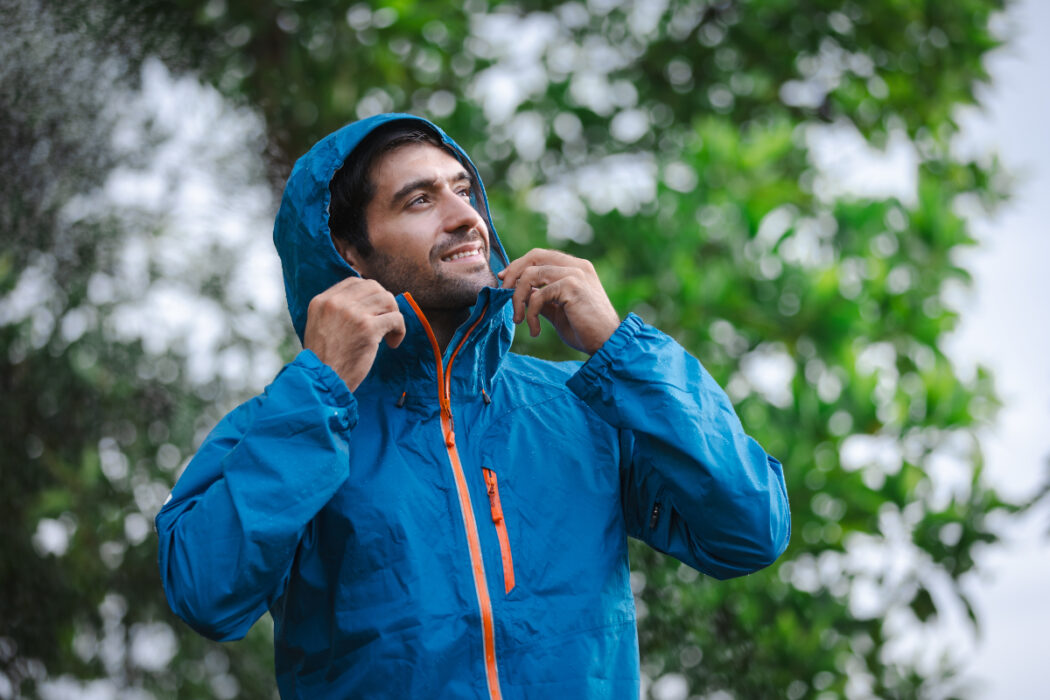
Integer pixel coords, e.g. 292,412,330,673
445,266,497,288
411,277,491,312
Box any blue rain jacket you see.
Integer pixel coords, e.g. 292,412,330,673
156,114,791,699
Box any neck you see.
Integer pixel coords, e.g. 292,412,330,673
421,306,471,352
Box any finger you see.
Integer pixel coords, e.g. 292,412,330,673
511,264,582,323
337,278,389,303
499,255,531,290
313,279,376,312
378,311,407,348
515,266,582,318
504,248,588,283
350,288,399,315
508,262,549,321
511,276,535,324
499,250,583,285
526,290,543,337
499,248,554,290
513,264,581,290
367,309,403,343
523,280,570,337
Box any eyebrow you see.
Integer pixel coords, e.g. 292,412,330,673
390,170,473,207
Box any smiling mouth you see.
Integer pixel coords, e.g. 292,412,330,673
441,247,483,262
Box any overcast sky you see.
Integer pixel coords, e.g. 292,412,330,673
944,0,1050,696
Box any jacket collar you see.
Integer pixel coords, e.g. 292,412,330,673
361,286,515,400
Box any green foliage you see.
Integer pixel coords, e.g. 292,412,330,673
2,2,282,696
2,0,1034,698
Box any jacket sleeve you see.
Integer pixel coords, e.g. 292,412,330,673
155,350,355,641
566,313,790,580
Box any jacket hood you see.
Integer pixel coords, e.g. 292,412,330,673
273,113,510,342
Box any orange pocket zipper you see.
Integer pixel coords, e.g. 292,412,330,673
482,468,515,594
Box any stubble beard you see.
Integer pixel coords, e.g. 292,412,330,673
364,247,498,313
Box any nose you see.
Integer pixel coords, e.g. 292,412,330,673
441,187,486,237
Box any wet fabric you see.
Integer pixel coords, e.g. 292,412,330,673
156,114,791,699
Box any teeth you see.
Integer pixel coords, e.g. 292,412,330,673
444,248,480,261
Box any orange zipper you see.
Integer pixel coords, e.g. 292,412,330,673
404,294,502,700
482,468,516,594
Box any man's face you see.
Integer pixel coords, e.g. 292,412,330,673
342,143,497,311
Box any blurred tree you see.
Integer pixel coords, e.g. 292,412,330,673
1,1,281,697
2,0,1031,698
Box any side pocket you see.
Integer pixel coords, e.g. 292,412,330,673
482,467,515,594
649,500,662,530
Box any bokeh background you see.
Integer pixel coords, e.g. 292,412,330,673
2,0,1047,697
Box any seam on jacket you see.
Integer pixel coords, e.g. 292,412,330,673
479,389,591,428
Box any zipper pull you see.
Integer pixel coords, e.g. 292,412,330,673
440,396,454,432
649,502,662,530
483,469,503,523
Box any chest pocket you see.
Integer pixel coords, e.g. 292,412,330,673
477,395,622,600
482,467,515,594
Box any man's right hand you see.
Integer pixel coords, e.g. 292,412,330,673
303,278,406,393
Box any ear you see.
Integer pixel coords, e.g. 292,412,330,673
332,235,367,275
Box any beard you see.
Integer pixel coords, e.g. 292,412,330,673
362,240,498,313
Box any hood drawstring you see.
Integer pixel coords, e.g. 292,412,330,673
396,391,407,408
481,389,491,406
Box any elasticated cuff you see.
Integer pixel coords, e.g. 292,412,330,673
565,312,645,402
293,349,358,429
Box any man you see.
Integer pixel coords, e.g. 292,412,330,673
156,113,790,699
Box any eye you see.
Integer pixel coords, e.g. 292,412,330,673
456,186,472,198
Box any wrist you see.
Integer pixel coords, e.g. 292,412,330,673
585,320,619,354
584,308,622,355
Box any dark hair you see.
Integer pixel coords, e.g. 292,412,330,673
328,120,453,259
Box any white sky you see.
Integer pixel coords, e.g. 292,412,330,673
942,0,1050,696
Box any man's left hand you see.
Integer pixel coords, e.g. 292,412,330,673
498,248,621,355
